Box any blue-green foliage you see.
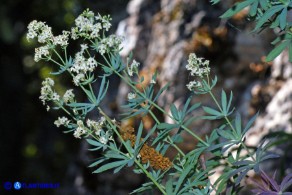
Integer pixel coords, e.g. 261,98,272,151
212,0,292,62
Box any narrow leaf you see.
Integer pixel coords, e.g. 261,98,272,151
279,7,287,30
203,106,222,117
266,40,290,62
254,5,284,31
93,160,128,174
221,0,255,18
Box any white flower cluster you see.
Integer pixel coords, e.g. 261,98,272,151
73,116,112,144
186,80,202,91
127,60,140,76
186,53,210,78
97,35,124,55
52,31,70,47
39,78,60,106
63,89,75,103
186,53,211,91
34,45,50,62
54,116,70,127
86,116,105,136
70,46,98,86
71,9,112,40
127,92,136,100
27,20,71,62
74,120,87,139
27,20,53,43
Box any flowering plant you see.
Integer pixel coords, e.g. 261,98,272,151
27,9,279,194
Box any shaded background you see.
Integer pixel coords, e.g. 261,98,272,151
1,0,291,194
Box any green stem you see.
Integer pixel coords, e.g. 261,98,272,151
134,159,166,195
208,90,256,161
64,47,68,62
55,102,76,120
98,108,166,195
148,110,185,156
102,55,208,146
48,58,63,67
52,49,66,65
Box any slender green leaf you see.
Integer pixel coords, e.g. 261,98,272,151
166,178,174,195
289,43,292,62
227,91,233,114
254,5,284,31
86,139,102,147
221,0,255,18
217,129,235,140
243,112,259,134
279,7,287,30
249,1,259,17
221,90,227,115
266,40,290,62
89,158,107,167
134,122,144,151
170,104,179,121
93,160,129,174
235,113,242,137
203,106,222,117
174,163,193,194
259,0,268,10
113,161,128,173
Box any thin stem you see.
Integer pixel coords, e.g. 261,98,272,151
134,159,166,195
64,47,68,62
52,49,66,65
208,90,256,161
148,110,185,156
55,102,77,121
102,55,208,146
48,58,63,67
98,108,166,195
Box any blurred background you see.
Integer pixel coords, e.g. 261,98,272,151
0,0,291,194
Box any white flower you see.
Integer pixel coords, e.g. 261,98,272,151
73,127,86,139
99,116,105,124
186,80,202,91
90,23,102,38
73,73,85,86
38,25,53,43
77,120,84,126
27,20,39,40
52,31,70,47
73,120,87,139
34,45,50,62
86,117,105,136
40,78,57,105
75,15,93,32
127,92,136,100
63,89,75,103
54,116,70,127
27,20,53,43
70,50,97,74
80,44,88,52
95,129,102,136
51,92,60,101
150,79,156,84
98,42,107,55
70,9,112,40
127,60,140,76
71,27,79,40
103,21,111,31
99,136,108,144
86,57,97,72
186,53,210,78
